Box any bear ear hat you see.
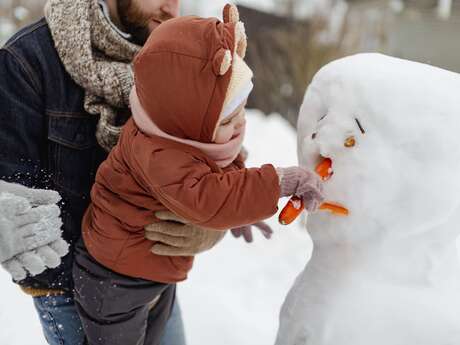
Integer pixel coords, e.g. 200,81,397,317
223,3,248,59
213,48,232,76
213,3,248,76
223,3,240,23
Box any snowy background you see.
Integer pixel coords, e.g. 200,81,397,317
2,0,460,344
0,110,313,345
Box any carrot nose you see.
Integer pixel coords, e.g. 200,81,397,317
316,157,333,181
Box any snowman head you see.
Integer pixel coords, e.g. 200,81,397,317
298,54,460,243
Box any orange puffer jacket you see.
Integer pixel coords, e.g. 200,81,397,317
83,119,279,283
82,14,280,283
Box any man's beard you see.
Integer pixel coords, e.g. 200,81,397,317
116,0,173,46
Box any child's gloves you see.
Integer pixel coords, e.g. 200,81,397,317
231,221,273,243
0,183,69,281
276,167,325,212
145,211,226,256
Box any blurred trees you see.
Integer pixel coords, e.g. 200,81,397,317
0,0,45,44
274,0,302,17
239,5,348,127
2,0,459,126
239,1,366,127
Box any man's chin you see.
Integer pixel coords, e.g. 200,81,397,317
148,20,162,33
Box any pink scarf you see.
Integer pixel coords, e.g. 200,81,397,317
130,87,245,168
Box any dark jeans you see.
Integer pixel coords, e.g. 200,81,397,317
33,294,86,345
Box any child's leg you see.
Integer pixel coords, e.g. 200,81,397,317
73,240,174,345
159,299,186,345
146,284,177,344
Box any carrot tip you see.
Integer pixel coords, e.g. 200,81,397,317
319,202,349,216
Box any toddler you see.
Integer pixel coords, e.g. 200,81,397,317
73,5,324,345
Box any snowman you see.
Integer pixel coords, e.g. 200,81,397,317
275,53,460,345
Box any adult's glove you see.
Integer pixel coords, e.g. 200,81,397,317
145,211,226,256
0,182,68,281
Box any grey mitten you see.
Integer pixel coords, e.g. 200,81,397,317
276,167,325,212
0,183,69,281
145,211,226,256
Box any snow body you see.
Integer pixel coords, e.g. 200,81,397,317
276,53,460,345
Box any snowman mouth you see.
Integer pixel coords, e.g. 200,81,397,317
315,157,349,216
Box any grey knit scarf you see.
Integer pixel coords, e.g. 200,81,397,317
45,0,141,151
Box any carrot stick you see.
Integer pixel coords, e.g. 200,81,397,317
279,196,304,225
319,202,349,216
315,158,333,181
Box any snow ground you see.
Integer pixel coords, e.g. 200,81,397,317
0,110,313,345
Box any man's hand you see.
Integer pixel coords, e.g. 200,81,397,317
145,211,226,256
0,182,69,281
230,221,274,243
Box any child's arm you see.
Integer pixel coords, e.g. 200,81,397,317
139,149,280,230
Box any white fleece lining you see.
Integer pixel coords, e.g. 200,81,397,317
220,81,254,120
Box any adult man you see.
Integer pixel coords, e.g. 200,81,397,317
0,0,228,344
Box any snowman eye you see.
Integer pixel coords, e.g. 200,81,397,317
355,118,365,134
344,136,356,147
312,114,327,139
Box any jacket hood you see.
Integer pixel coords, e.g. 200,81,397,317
133,15,238,143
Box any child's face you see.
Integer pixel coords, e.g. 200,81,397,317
213,100,247,144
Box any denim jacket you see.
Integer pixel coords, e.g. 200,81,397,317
0,18,108,291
